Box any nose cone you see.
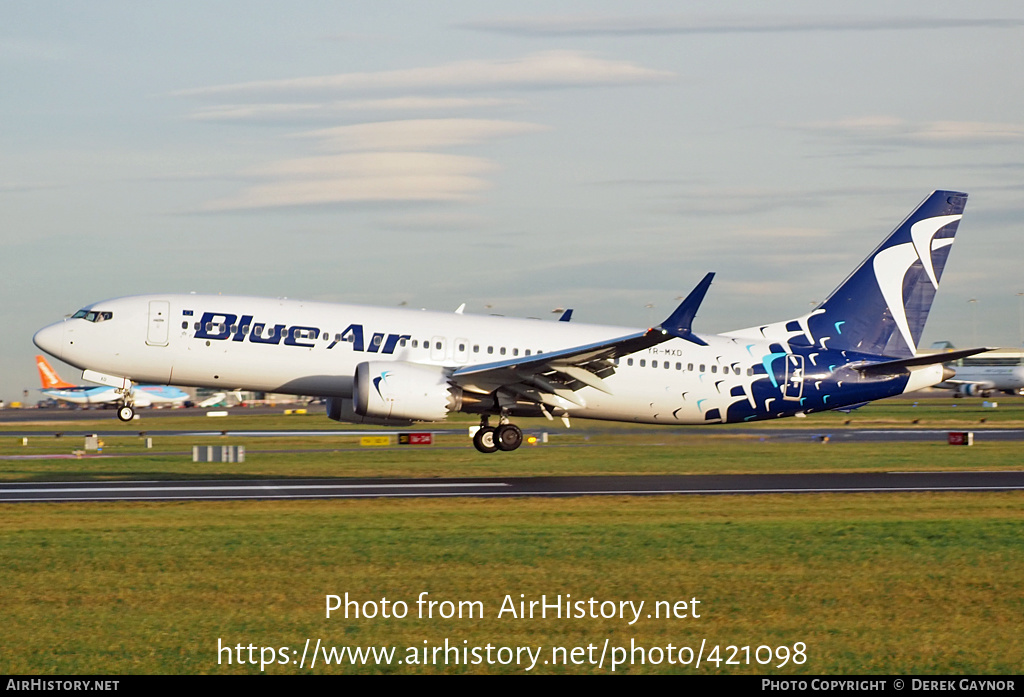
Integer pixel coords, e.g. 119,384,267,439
33,322,65,360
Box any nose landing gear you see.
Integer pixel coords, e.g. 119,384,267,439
115,384,136,422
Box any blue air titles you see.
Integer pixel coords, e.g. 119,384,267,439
192,311,410,355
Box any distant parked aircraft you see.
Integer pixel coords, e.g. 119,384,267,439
36,355,189,408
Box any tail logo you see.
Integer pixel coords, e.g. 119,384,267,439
871,214,960,353
36,355,73,389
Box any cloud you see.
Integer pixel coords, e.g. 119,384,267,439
206,152,500,211
188,97,525,122
180,52,659,212
204,175,490,210
174,51,673,99
461,15,1024,37
244,152,496,178
0,182,61,194
296,118,548,151
795,117,1024,146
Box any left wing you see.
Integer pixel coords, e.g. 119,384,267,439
451,273,714,410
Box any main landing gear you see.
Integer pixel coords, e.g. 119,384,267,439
472,416,523,453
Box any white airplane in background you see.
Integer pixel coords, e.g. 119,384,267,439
36,354,190,408
34,191,989,453
941,364,1024,397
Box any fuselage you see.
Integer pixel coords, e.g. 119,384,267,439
33,293,941,425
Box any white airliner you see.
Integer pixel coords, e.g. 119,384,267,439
941,365,1024,397
33,191,988,453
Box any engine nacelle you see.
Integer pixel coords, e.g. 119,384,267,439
353,361,462,422
960,383,993,397
326,397,413,427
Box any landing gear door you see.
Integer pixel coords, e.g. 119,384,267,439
146,300,170,347
782,354,804,401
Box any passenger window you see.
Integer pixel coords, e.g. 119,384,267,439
513,348,519,356
711,365,717,373
699,364,705,372
182,321,188,329
640,359,646,367
627,358,634,366
488,346,493,354
435,341,441,350
458,343,466,352
500,347,506,355
473,345,479,353
412,340,419,348
525,349,531,356
675,362,681,370
688,363,694,371
652,360,658,368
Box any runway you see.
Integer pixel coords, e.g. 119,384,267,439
2,471,1023,503
5,427,1024,443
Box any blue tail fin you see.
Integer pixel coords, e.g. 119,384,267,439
809,190,967,357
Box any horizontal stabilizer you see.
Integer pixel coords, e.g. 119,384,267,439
854,347,993,376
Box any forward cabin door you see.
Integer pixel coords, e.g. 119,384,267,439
146,300,170,346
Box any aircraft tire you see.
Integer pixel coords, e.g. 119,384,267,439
473,426,498,454
117,405,135,422
495,424,523,452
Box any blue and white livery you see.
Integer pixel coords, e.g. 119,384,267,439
33,191,987,452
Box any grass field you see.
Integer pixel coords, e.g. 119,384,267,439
1,400,1022,674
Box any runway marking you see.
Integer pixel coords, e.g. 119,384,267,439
0,482,510,495
5,484,1023,503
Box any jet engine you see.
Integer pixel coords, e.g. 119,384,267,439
326,397,413,427
958,383,993,398
353,361,463,422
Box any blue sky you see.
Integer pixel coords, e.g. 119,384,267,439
3,1,1023,402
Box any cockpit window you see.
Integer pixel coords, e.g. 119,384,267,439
72,310,113,322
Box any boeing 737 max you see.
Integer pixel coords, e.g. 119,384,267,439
33,191,988,452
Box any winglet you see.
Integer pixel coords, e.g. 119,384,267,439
656,272,715,346
558,309,573,322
